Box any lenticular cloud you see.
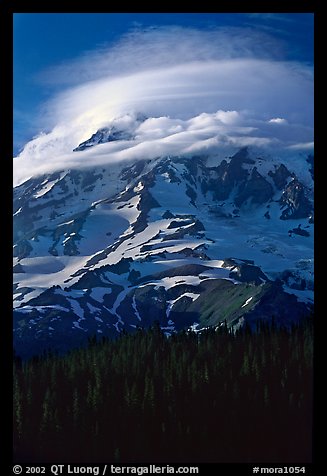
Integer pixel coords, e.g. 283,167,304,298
14,26,313,186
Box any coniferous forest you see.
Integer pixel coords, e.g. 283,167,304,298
13,319,313,464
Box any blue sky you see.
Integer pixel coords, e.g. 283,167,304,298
14,13,313,155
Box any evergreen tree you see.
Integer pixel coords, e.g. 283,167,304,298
13,317,313,464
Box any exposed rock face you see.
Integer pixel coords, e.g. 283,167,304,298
229,262,268,285
279,179,312,220
202,152,250,201
306,155,314,180
13,263,25,273
120,160,149,182
289,225,310,237
135,264,213,285
73,127,134,151
202,148,276,208
162,210,175,219
235,168,274,207
13,239,33,259
244,281,310,328
268,163,292,189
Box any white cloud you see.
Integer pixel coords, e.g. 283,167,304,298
268,117,288,124
287,141,314,150
14,26,313,186
36,26,286,87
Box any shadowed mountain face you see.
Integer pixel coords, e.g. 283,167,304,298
13,143,314,357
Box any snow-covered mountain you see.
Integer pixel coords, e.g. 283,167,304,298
13,126,314,357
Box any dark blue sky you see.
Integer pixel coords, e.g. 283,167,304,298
13,13,314,155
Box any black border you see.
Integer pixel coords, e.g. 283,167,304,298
3,1,320,473
0,0,320,13
1,0,15,472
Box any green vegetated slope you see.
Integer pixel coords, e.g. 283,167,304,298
186,280,265,327
13,319,313,464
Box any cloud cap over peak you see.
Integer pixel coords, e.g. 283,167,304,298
37,26,288,87
14,26,313,186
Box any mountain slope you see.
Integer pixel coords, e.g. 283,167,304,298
13,142,314,357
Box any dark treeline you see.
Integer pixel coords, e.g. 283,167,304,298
13,319,313,463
